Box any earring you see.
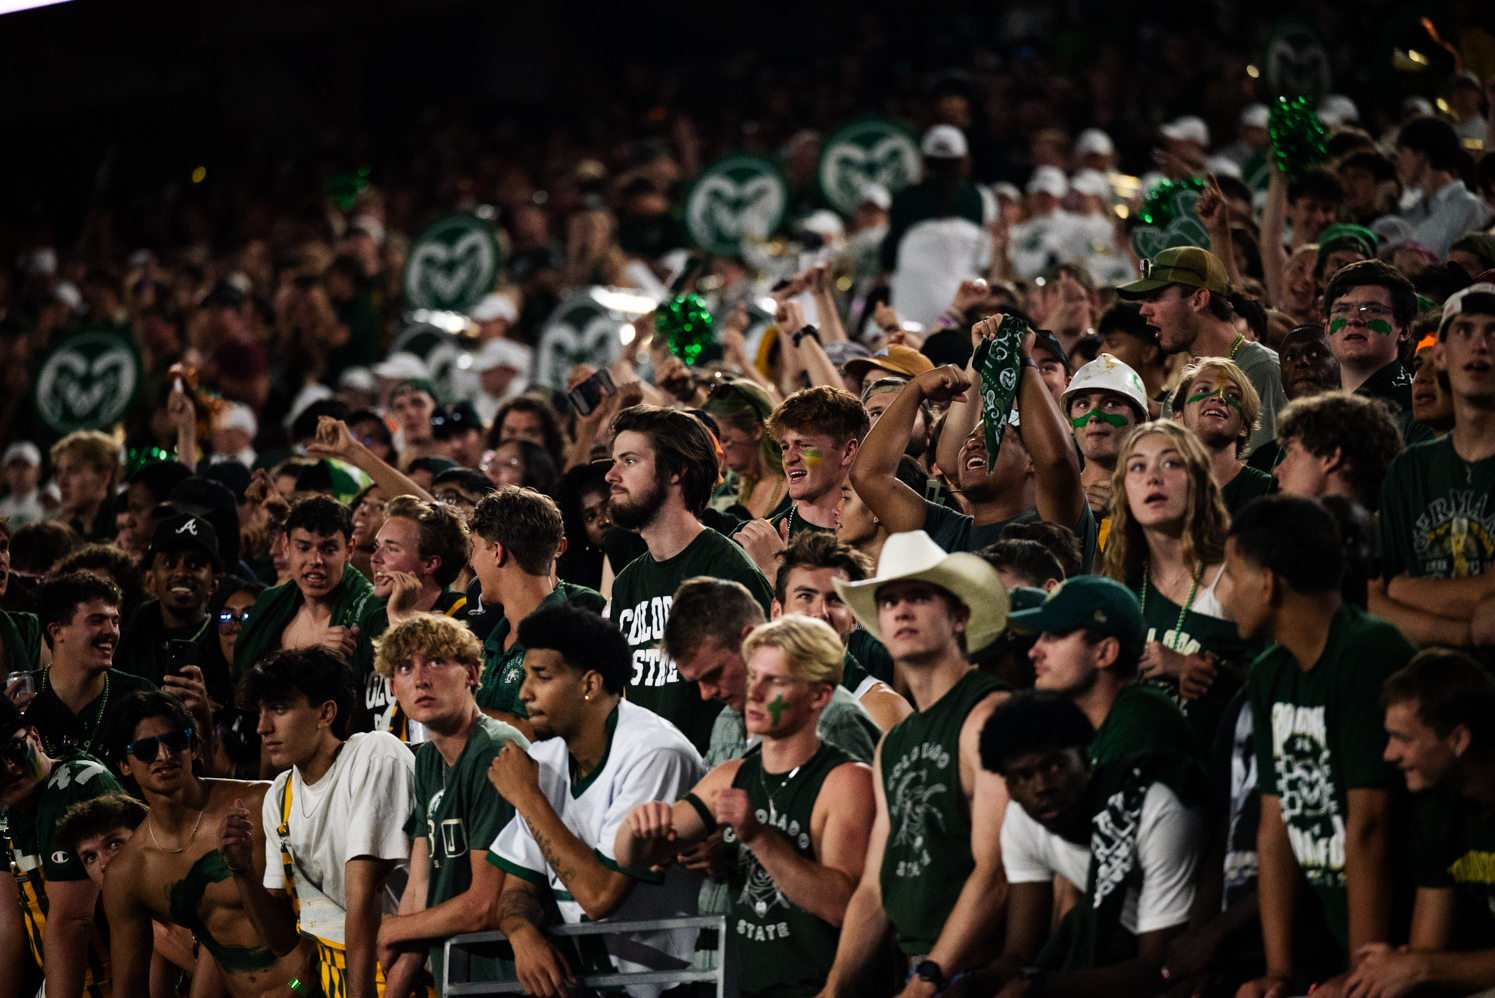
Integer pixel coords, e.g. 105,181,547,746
585,694,591,701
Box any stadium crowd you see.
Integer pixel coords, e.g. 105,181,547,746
5,6,1495,998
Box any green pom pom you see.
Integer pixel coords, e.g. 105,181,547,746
656,293,715,366
1267,96,1328,183
1136,178,1206,226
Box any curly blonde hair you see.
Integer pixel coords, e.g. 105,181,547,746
1100,421,1230,587
740,615,845,687
372,612,482,679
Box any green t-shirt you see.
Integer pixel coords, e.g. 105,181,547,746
847,628,894,685
0,611,40,675
1409,788,1495,951
26,668,157,761
235,564,376,679
2,754,123,992
477,587,574,717
404,714,529,985
609,528,774,752
1377,436,1495,580
922,498,1100,574
1219,465,1274,517
879,668,1005,955
1247,603,1416,953
1088,682,1197,770
1355,359,1436,447
350,589,468,740
768,504,834,539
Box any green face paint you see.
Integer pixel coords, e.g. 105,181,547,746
767,694,787,728
1328,318,1347,336
1186,389,1243,413
1069,410,1130,429
1367,319,1394,336
19,740,44,785
800,448,824,468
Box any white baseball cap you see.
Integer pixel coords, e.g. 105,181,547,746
1069,169,1111,198
1027,166,1069,199
473,338,533,374
921,125,969,159
338,366,377,392
799,210,846,239
212,403,258,437
372,352,431,381
1161,116,1210,147
1402,95,1434,117
1204,155,1243,179
1317,94,1360,127
991,181,1022,203
3,441,41,467
857,182,892,211
1075,128,1115,157
1439,282,1495,333
470,293,519,324
1239,103,1270,129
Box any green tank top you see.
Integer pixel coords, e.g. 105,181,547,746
879,668,1003,955
723,741,853,998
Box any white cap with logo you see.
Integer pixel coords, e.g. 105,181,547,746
921,125,968,159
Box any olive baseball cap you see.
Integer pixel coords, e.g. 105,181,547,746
1117,246,1229,298
1006,575,1145,656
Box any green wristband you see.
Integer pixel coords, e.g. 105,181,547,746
288,979,311,997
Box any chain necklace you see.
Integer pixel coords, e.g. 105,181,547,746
1140,561,1200,652
757,761,803,822
41,668,109,758
148,807,206,854
1228,334,1245,361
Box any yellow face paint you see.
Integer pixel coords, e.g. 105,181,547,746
800,448,825,468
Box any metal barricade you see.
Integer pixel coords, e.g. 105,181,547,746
444,915,736,997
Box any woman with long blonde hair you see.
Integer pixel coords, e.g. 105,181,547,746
704,379,792,521
1102,421,1256,752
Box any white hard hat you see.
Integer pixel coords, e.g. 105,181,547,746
1060,353,1150,419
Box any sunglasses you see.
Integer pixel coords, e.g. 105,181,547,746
125,728,193,761
218,609,252,631
0,736,31,768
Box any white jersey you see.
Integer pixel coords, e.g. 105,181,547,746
490,699,705,998
262,732,416,944
1000,781,1202,936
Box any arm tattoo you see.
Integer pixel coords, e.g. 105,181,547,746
531,827,578,887
497,881,547,933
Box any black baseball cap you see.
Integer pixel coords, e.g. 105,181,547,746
146,513,223,572
431,402,482,441
1007,575,1145,657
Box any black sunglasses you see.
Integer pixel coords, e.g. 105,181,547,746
0,735,30,768
125,728,193,761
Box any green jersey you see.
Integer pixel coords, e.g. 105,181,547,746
1355,360,1436,447
703,741,854,998
0,611,40,675
1377,436,1495,580
922,499,1100,575
476,587,571,717
404,714,529,985
1410,788,1495,952
2,754,124,997
350,590,468,741
1089,683,1197,770
25,669,156,762
768,504,834,539
879,669,1004,955
1247,603,1416,952
609,528,774,752
1219,465,1274,516
234,564,376,679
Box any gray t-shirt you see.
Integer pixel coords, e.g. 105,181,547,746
1232,340,1287,455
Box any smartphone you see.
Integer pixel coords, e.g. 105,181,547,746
166,639,198,680
568,369,616,417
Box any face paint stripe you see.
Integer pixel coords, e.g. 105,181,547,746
1328,318,1347,335
1069,411,1130,429
1367,319,1394,335
767,693,787,727
1185,389,1243,412
800,449,824,467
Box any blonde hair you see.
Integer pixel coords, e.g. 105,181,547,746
1172,357,1262,457
740,616,845,687
1100,421,1230,587
372,612,482,679
50,431,120,478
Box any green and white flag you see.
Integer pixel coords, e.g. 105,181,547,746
534,289,626,391
33,328,143,435
684,154,787,256
404,215,501,313
817,116,921,215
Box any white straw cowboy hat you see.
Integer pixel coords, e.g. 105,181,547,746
834,530,1010,650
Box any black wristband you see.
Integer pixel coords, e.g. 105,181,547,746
793,324,820,348
1019,356,1037,370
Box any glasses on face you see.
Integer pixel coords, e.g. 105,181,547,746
436,492,476,509
218,609,251,632
125,728,193,761
1327,302,1394,319
0,735,30,769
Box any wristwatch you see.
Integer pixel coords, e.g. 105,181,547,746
914,960,947,991
1020,966,1047,998
793,324,821,348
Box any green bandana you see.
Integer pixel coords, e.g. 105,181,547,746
1070,410,1130,430
1184,388,1243,412
973,315,1026,471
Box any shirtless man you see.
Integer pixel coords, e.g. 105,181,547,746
103,691,312,998
233,496,376,675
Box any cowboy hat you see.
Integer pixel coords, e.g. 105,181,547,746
834,530,1009,649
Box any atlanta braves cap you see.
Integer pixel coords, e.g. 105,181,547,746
147,513,222,571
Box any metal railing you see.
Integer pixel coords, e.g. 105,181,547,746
444,915,736,997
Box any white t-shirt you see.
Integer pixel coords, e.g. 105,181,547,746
890,216,993,327
1000,782,1202,936
262,732,417,944
489,699,705,998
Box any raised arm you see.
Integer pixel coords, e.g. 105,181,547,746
1016,335,1085,529
850,367,971,534
1197,175,1244,289
719,760,874,927
305,416,432,501
807,264,849,343
935,314,1000,479
779,300,844,391
1260,156,1289,311
167,382,199,468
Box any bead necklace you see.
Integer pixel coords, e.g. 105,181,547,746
1140,561,1200,651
